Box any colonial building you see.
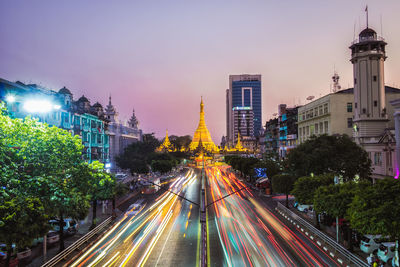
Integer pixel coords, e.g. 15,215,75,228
105,96,142,172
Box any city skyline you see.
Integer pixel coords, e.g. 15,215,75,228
1,1,400,140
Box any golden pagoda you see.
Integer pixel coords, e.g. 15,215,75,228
234,132,247,152
157,129,175,152
189,98,219,153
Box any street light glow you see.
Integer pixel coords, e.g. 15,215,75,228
23,99,54,113
53,104,61,110
6,95,16,103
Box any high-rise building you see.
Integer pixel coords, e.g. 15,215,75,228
226,74,262,146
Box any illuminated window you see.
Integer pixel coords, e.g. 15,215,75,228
324,104,328,114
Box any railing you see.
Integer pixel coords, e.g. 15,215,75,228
41,217,113,267
276,202,368,267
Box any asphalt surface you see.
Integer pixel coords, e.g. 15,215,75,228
69,166,344,267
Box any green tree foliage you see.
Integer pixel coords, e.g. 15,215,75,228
117,135,179,175
271,174,296,207
348,178,400,255
80,161,116,228
292,174,334,204
286,135,371,181
0,106,116,253
0,196,49,265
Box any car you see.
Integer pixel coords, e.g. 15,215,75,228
49,218,79,235
359,235,385,254
125,199,145,216
31,230,60,246
377,242,396,263
116,173,128,182
297,204,313,212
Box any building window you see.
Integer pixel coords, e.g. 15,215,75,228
347,118,353,128
362,108,366,114
374,152,382,166
320,122,324,134
314,108,318,117
324,104,328,114
374,100,377,107
354,78,357,84
310,125,314,135
373,75,377,82
306,126,309,136
347,103,352,112
324,121,329,133
319,106,323,116
355,103,357,109
315,123,319,134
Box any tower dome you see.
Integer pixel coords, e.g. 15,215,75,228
359,27,377,41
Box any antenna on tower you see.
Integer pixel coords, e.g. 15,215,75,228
332,69,341,93
365,5,369,28
353,20,356,40
380,14,383,36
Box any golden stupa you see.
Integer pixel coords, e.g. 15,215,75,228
189,98,219,153
157,129,175,152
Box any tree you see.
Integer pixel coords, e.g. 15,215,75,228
292,174,334,205
0,196,49,266
82,161,116,228
286,135,371,181
348,178,400,258
271,174,296,207
0,107,91,252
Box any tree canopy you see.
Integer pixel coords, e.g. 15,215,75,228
271,174,296,207
291,174,334,204
286,134,371,181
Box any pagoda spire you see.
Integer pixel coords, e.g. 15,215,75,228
157,129,174,152
189,97,218,152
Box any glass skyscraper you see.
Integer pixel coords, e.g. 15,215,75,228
227,74,262,145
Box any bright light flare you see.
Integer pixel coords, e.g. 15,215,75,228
6,95,15,103
23,99,53,113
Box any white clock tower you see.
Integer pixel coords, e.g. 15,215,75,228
350,27,387,142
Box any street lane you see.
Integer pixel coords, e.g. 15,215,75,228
206,166,340,267
69,168,200,267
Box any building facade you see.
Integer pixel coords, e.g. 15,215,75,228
227,74,262,146
0,78,109,163
298,86,400,145
264,117,279,157
105,96,142,172
278,104,299,159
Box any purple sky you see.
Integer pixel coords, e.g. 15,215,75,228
1,1,400,142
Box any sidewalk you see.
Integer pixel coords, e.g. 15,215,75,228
27,190,139,267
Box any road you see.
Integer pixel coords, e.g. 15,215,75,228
69,168,201,267
69,166,342,266
206,166,340,267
